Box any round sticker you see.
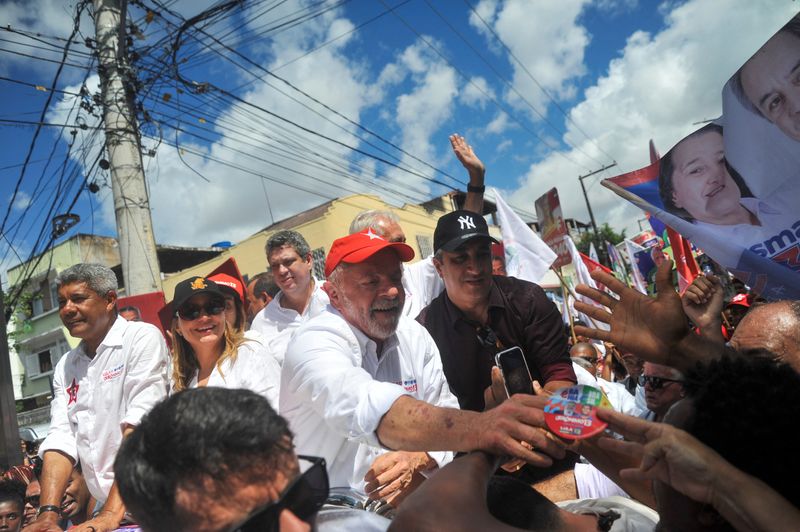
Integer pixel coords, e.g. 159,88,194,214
544,385,611,440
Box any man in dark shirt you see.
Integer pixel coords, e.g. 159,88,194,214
418,210,576,411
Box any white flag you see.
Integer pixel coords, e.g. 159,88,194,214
565,235,610,331
624,239,648,294
589,241,599,263
493,188,556,283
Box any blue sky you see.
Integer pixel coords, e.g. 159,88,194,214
0,0,795,286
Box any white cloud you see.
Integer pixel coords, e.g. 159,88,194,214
470,0,592,122
486,111,510,134
460,76,495,108
509,0,796,237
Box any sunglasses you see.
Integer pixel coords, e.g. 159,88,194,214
476,326,500,348
232,455,328,532
24,495,39,507
176,299,226,321
638,375,683,390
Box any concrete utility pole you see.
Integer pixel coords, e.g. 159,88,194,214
94,0,162,295
0,288,22,468
578,162,617,265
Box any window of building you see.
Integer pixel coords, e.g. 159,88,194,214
311,247,326,280
48,281,59,312
25,340,68,378
416,235,433,258
31,296,44,317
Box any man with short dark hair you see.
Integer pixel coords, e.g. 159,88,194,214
251,230,329,363
116,387,329,531
419,211,576,412
28,263,169,532
282,231,567,502
245,271,278,323
0,479,24,532
569,342,599,377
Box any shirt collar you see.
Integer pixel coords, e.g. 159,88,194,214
75,315,125,360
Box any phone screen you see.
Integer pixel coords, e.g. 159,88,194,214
495,347,534,396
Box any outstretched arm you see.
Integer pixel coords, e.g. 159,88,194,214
450,133,485,214
573,260,724,372
597,409,800,532
377,394,567,468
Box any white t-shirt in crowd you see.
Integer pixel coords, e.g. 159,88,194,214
173,338,281,409
249,281,329,364
280,308,458,491
39,317,169,502
401,256,445,319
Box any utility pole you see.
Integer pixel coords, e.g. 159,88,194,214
94,0,162,295
0,288,22,468
578,162,617,265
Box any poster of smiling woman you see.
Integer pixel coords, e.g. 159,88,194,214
602,12,800,300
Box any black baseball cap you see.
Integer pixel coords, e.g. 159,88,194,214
172,276,225,313
434,210,499,253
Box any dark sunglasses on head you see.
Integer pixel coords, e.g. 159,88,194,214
176,299,226,321
476,326,499,348
232,455,328,532
638,375,683,390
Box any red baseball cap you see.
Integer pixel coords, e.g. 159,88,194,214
325,229,415,277
207,272,244,303
727,293,751,308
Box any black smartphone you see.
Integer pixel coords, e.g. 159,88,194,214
495,346,534,397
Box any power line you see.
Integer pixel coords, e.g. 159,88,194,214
462,0,617,164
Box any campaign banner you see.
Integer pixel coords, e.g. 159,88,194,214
534,187,571,268
602,14,800,300
117,292,167,335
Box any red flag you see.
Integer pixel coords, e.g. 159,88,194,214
666,226,700,293
579,252,612,275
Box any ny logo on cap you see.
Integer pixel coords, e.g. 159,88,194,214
457,215,476,230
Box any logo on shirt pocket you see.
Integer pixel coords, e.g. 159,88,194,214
102,364,124,382
402,379,417,393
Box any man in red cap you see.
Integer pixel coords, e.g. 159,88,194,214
280,230,568,507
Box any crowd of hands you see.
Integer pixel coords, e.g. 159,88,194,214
386,260,799,530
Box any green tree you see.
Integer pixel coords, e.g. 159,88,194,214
576,223,626,262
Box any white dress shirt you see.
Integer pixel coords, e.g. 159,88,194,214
39,317,169,502
249,281,329,364
177,338,281,409
280,308,458,491
401,256,444,319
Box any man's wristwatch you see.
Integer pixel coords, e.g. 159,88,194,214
37,504,62,517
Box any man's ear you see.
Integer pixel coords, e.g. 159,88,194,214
105,290,118,312
432,256,444,279
323,281,342,312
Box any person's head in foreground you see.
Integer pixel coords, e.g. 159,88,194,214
115,387,328,532
323,230,415,344
0,479,25,532
658,123,755,226
728,299,800,372
654,353,800,531
432,210,499,310
733,14,800,141
169,277,244,391
56,263,119,353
